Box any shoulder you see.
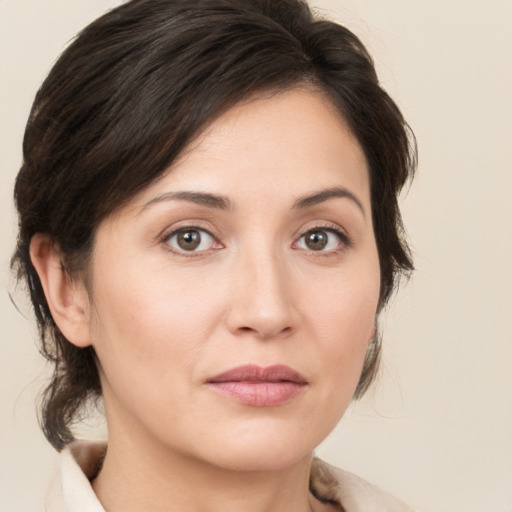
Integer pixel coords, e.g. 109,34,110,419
310,458,417,512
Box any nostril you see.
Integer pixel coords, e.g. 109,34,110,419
237,325,293,338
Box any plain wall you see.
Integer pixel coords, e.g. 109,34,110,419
1,1,511,511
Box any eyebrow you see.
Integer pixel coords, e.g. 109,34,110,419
292,187,366,217
141,186,365,216
141,191,232,211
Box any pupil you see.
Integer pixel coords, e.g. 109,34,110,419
178,230,201,250
306,231,327,250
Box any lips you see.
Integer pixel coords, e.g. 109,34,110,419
206,365,308,406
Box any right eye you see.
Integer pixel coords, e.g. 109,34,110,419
165,227,219,253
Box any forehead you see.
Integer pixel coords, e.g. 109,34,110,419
134,87,370,211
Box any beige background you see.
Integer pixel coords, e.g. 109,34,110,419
1,1,511,511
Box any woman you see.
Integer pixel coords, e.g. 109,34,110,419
12,0,416,510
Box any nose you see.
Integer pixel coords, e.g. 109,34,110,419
225,247,299,340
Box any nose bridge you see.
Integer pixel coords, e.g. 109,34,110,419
227,235,297,338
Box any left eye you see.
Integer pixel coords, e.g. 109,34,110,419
295,229,342,252
165,228,217,252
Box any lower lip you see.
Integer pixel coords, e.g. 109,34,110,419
207,381,306,406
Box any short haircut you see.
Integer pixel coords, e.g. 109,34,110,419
12,0,416,450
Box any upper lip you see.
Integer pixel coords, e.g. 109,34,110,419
207,364,308,384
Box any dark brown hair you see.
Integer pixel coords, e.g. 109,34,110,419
12,0,416,450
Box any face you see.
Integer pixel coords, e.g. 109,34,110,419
84,88,380,471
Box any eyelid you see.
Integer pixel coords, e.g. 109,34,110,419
161,224,223,256
158,220,352,257
293,222,353,252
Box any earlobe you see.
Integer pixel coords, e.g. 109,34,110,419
370,323,377,342
366,322,378,348
30,233,92,348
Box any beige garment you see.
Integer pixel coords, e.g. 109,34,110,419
45,441,415,512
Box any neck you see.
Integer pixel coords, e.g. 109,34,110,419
92,427,323,512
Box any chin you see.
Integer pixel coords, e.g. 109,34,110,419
204,444,313,473
184,419,330,473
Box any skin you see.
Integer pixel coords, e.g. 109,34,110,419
31,88,381,512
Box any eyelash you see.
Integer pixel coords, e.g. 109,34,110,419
160,223,352,257
161,224,221,258
295,223,353,256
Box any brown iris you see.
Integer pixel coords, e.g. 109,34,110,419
304,230,329,251
177,229,202,251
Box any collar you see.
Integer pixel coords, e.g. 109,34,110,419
45,441,414,512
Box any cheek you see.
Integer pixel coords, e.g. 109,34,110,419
88,256,226,382
304,254,380,385
308,256,380,340
86,269,215,433
288,269,379,447
314,296,375,384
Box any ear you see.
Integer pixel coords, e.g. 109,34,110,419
370,322,377,341
30,233,92,348
367,321,378,347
